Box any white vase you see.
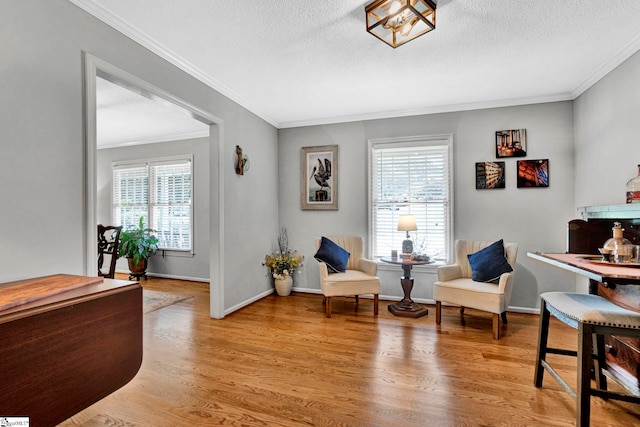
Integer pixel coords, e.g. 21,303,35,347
274,275,293,296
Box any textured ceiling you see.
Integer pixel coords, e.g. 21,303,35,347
72,0,640,142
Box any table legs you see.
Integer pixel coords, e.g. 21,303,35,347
388,274,429,318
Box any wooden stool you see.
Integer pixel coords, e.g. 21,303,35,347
534,292,640,426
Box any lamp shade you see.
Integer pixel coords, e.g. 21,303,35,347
397,214,417,232
365,0,436,48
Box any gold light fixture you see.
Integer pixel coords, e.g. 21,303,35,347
365,0,436,48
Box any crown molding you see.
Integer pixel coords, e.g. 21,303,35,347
97,130,210,150
278,93,573,129
570,33,640,98
68,0,279,128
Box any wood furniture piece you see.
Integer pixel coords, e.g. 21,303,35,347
0,274,142,427
534,291,640,427
528,252,640,395
433,240,518,339
563,203,640,394
98,224,122,279
381,256,431,318
315,236,380,318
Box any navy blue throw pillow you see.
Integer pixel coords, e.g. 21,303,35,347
467,239,513,282
314,237,350,273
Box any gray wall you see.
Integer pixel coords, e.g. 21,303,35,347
574,49,640,208
278,102,577,311
0,0,279,314
97,138,210,281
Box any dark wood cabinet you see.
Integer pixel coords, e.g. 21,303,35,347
0,275,142,427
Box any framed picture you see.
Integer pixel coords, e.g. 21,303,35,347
301,145,338,210
496,129,527,158
476,162,505,189
517,159,549,188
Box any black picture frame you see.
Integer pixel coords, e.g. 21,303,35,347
496,129,527,158
476,162,505,189
517,159,549,188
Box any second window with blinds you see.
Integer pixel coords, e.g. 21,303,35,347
368,135,453,263
113,156,193,252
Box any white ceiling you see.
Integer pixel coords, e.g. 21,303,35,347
74,0,640,145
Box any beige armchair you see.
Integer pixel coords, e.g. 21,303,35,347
433,239,518,339
315,236,380,318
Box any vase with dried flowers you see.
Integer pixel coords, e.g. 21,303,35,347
263,228,304,296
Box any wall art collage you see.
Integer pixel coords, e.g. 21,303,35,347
476,129,549,189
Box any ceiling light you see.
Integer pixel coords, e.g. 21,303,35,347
365,0,436,48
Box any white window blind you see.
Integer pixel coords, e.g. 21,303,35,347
113,157,193,251
369,137,452,262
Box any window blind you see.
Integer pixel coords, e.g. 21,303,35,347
113,156,193,252
370,141,451,261
113,164,149,231
150,159,192,251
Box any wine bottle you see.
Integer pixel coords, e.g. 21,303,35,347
626,164,640,204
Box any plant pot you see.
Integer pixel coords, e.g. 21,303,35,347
274,275,293,296
127,257,148,277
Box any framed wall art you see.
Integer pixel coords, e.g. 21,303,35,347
496,129,527,158
301,145,338,210
476,161,505,189
517,159,549,188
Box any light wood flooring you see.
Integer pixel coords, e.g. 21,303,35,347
60,275,640,426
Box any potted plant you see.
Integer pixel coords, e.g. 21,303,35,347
263,228,304,296
118,216,159,279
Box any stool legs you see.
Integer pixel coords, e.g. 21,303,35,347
534,301,550,387
577,323,593,427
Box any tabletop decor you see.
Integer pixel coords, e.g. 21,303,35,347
263,228,304,296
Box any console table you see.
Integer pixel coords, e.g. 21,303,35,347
0,274,142,427
381,257,432,318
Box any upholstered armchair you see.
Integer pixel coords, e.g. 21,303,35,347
314,236,380,318
433,239,518,339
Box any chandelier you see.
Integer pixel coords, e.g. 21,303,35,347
365,0,436,48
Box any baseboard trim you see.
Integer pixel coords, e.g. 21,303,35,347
116,270,209,283
225,288,274,316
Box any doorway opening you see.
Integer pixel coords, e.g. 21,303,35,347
83,53,225,318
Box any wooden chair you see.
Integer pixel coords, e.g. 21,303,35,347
534,292,640,426
315,236,380,318
98,224,122,279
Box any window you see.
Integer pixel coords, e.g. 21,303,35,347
368,135,453,263
113,156,193,251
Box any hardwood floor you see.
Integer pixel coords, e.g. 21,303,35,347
60,275,640,426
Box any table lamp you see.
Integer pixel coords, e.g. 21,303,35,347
397,214,417,254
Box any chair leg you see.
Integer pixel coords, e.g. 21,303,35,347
534,301,550,387
326,297,332,318
577,323,593,427
501,311,508,325
492,313,500,340
436,301,442,325
594,334,607,390
460,306,465,315
374,294,379,315
355,295,359,305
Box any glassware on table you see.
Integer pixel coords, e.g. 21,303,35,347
603,222,633,263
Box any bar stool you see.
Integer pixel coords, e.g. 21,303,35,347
534,292,640,426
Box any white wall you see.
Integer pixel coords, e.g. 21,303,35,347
278,102,577,311
0,0,279,316
97,137,210,281
574,50,640,208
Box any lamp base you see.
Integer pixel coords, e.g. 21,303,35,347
402,239,413,254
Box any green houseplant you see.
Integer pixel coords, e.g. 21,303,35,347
118,216,159,278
